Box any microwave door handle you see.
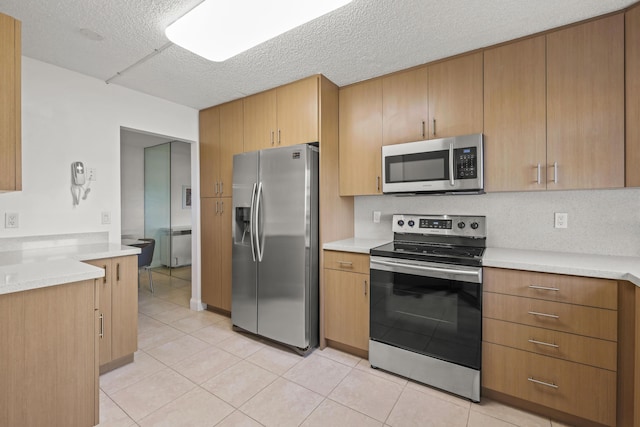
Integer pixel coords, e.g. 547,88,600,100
449,142,455,186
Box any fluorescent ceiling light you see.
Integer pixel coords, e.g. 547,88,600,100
166,0,353,62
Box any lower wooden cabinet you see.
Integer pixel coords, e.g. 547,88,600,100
482,267,618,426
0,280,98,426
323,250,370,354
201,197,232,312
85,255,138,371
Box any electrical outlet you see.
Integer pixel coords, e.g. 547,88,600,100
373,211,381,223
554,212,568,229
87,168,96,181
101,211,111,225
5,212,19,228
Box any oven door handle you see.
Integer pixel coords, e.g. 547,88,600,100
371,257,481,283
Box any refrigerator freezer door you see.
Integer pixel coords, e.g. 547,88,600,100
257,145,315,348
231,151,259,334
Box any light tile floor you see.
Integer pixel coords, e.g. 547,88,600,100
98,272,573,427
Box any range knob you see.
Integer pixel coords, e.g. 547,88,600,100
457,222,466,229
407,220,415,227
470,222,479,230
397,220,405,227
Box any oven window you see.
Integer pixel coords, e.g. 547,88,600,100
370,268,481,370
385,150,449,183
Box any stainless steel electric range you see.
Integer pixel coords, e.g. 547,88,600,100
369,214,486,402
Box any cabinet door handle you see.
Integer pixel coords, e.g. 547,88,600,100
529,285,560,292
363,280,368,296
377,176,380,192
215,181,219,194
278,129,281,145
215,201,219,214
535,163,541,185
527,377,559,389
271,130,274,146
220,181,223,195
102,265,107,284
528,338,559,348
99,313,104,338
220,200,224,213
421,121,425,138
116,263,120,282
528,311,559,319
432,118,436,136
338,261,353,267
552,161,558,183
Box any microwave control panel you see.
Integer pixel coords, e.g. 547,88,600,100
454,147,477,179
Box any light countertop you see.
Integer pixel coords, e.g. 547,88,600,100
323,238,640,286
483,247,640,287
0,243,141,296
323,238,391,254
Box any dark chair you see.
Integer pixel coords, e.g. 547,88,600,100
137,238,155,293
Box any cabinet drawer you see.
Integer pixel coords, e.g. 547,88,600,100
483,293,617,341
324,251,369,274
483,318,616,371
483,342,616,426
484,268,617,309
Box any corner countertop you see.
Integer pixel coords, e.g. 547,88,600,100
483,247,640,287
323,238,391,254
0,243,141,296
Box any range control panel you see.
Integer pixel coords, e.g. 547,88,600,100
392,214,486,238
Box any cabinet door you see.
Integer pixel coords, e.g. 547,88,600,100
547,14,624,190
201,198,220,307
199,106,220,197
382,67,428,145
339,79,383,196
0,13,21,192
111,255,138,360
244,89,277,152
626,5,640,187
0,291,24,426
85,258,112,365
276,76,319,147
324,269,369,351
428,52,483,139
218,198,233,311
484,36,547,192
219,99,244,196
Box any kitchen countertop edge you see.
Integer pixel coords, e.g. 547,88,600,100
484,247,640,287
0,243,142,296
323,238,391,254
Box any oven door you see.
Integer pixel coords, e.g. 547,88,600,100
369,256,482,370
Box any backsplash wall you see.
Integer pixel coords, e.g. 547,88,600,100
355,188,640,256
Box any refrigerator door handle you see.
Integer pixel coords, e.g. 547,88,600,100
249,182,257,262
255,181,264,262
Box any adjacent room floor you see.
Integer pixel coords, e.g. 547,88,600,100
98,272,571,427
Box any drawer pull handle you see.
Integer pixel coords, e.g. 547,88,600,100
529,285,560,292
528,377,559,389
528,311,559,319
528,338,559,348
338,261,353,266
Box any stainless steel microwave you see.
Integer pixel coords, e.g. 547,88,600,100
382,133,484,194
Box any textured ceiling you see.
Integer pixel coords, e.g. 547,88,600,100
1,0,637,110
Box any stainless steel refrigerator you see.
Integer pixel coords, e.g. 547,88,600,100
231,144,319,354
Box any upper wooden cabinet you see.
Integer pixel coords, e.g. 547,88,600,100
382,67,428,145
0,13,21,192
484,36,547,192
200,99,243,197
277,76,319,147
243,76,319,151
339,79,383,196
546,13,624,190
428,52,483,139
199,106,220,198
244,89,276,151
626,5,640,187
